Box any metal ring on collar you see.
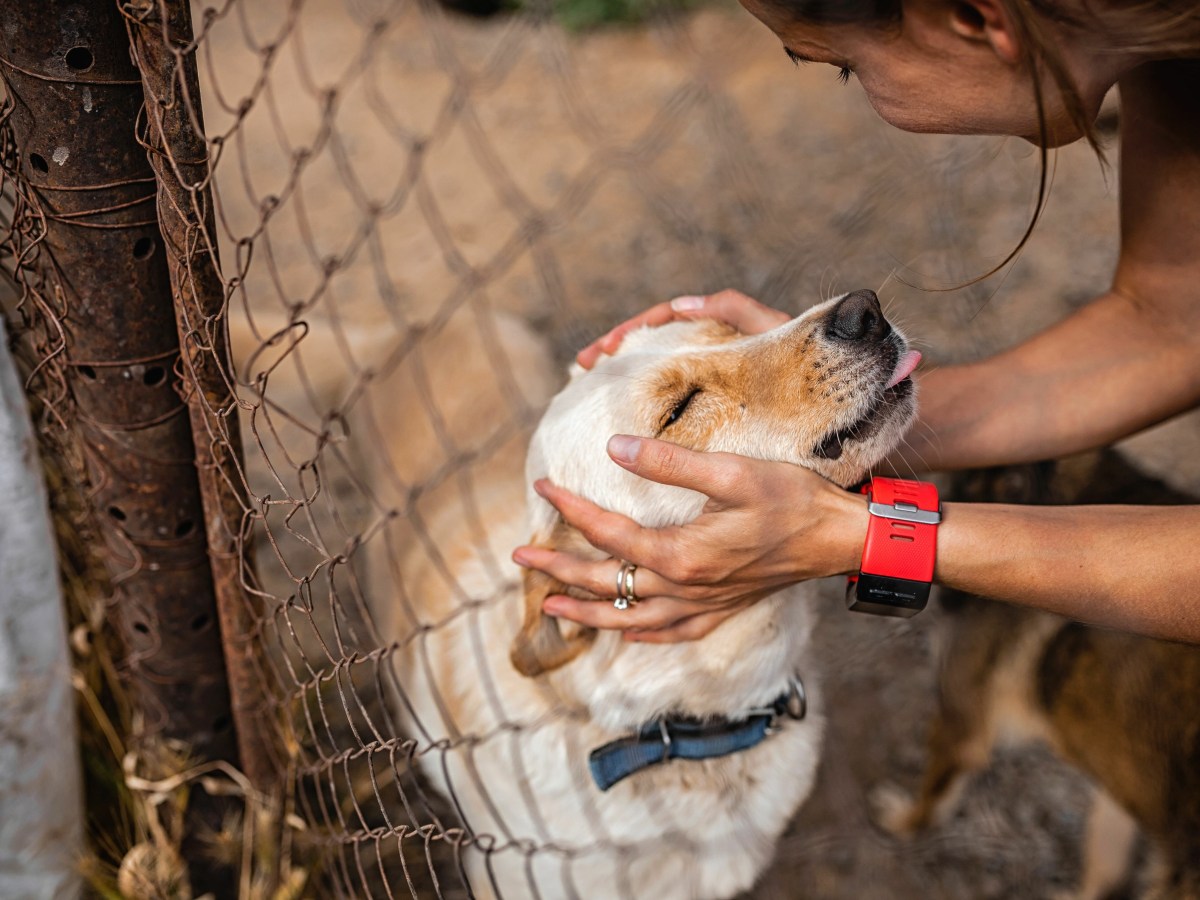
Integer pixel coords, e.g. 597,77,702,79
614,561,638,610
784,676,807,721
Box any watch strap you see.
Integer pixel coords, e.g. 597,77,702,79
846,477,940,618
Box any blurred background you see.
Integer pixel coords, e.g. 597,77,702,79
5,0,1200,896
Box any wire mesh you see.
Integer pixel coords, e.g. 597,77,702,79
0,0,1159,896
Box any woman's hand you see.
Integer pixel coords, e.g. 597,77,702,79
512,435,868,642
575,290,792,370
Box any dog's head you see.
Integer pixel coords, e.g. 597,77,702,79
511,290,919,677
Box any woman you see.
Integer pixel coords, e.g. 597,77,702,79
513,0,1200,644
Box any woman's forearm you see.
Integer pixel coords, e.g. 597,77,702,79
894,288,1200,474
933,501,1200,642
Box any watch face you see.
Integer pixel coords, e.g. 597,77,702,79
846,574,929,618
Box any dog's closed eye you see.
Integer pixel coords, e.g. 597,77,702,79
660,387,701,432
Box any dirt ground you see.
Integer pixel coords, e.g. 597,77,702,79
192,0,1200,896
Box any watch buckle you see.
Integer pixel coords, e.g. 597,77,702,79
867,498,942,525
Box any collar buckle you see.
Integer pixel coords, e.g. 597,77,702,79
737,675,807,735
657,717,673,757
783,675,807,720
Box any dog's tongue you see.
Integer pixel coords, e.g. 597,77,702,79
885,350,922,389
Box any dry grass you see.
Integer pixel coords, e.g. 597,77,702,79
39,450,305,899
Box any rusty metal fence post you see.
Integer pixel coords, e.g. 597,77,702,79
0,0,280,887
0,0,241,765
123,0,282,797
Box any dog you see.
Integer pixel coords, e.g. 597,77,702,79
348,288,920,899
872,452,1200,900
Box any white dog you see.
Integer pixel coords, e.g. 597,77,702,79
356,290,919,899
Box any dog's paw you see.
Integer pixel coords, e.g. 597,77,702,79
868,782,920,838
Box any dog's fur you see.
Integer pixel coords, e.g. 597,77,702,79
874,452,1200,900
349,295,917,899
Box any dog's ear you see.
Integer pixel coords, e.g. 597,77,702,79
510,568,596,678
510,523,600,678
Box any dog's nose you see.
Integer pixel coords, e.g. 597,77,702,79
827,290,890,343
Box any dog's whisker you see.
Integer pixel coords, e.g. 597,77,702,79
818,265,830,299
829,273,843,303
892,437,931,480
877,268,897,294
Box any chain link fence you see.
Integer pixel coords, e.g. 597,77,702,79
4,0,1176,897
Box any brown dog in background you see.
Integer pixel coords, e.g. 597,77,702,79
875,451,1200,900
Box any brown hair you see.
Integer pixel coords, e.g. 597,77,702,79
765,0,1200,282
771,0,1200,141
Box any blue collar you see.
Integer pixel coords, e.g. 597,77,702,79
587,676,807,791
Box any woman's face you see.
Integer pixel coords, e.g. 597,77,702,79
739,0,1126,145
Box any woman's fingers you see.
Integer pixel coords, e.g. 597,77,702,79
531,480,667,564
700,289,792,335
529,446,755,579
575,301,680,369
575,292,792,370
541,593,705,632
604,436,751,501
512,546,680,602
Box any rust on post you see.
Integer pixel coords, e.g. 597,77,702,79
0,0,240,766
0,1,252,891
124,0,282,796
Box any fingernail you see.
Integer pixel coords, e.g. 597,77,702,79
512,549,531,567
607,434,641,464
671,295,705,311
533,479,551,497
543,596,566,616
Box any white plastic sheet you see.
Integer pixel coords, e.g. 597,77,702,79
0,318,83,899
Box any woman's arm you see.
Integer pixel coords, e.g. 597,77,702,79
937,499,1200,642
898,60,1200,474
517,440,1200,645
894,286,1200,474
517,64,1200,645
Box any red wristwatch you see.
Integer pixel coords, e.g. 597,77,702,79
846,477,941,618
